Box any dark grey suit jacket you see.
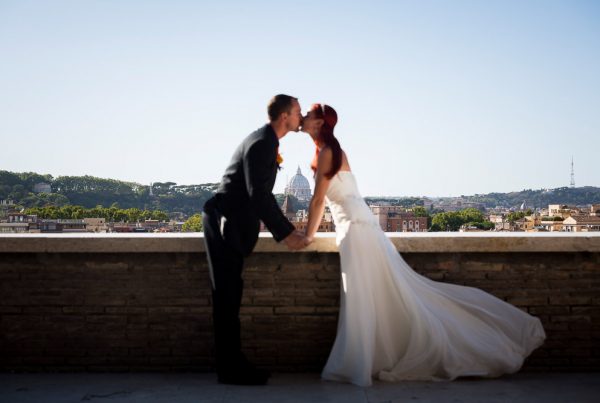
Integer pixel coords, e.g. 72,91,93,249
212,124,295,256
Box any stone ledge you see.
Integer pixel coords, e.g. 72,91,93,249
1,232,600,253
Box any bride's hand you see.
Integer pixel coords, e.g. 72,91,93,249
304,234,314,245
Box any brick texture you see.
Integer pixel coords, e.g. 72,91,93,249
0,251,599,372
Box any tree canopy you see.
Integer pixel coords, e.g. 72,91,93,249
430,208,492,232
182,213,203,232
24,205,168,222
1,170,217,217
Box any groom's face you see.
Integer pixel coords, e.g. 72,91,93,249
285,100,303,132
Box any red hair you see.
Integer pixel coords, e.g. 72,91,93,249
310,104,342,179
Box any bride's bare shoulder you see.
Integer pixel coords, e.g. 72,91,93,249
317,146,333,169
318,146,333,160
341,149,351,171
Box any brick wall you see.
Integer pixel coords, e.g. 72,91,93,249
1,251,599,372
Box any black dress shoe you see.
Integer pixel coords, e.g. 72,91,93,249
217,368,269,385
257,367,272,379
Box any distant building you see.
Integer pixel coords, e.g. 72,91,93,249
279,196,335,232
59,219,86,232
0,222,30,233
33,182,52,193
540,218,564,232
168,220,185,232
284,167,312,202
109,222,153,233
39,219,86,233
112,224,133,233
295,209,309,222
1,213,38,232
7,212,37,224
84,218,108,232
525,215,542,231
488,214,512,231
459,225,485,232
488,214,504,223
291,217,335,232
512,217,527,232
548,204,580,218
370,206,405,229
434,199,485,212
281,194,297,221
562,216,600,232
422,197,434,210
141,219,161,232
495,222,512,231
387,214,427,232
369,206,427,232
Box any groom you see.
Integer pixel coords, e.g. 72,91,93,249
203,94,308,385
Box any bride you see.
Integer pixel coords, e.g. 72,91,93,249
300,103,546,387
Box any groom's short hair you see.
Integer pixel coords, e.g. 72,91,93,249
268,94,297,121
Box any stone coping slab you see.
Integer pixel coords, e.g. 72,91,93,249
1,232,600,253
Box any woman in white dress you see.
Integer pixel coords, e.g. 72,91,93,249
300,104,546,387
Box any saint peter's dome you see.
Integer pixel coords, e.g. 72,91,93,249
284,166,312,202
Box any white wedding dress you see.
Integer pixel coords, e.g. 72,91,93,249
320,171,546,387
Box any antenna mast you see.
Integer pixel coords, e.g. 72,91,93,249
570,156,575,188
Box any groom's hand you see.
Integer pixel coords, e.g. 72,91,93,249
304,235,313,247
283,231,307,251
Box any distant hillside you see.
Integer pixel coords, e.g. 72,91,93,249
364,197,424,207
2,170,599,215
455,186,600,209
366,187,600,210
0,170,218,217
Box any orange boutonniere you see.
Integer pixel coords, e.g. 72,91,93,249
276,149,284,169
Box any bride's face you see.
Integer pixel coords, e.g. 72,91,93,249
301,110,324,135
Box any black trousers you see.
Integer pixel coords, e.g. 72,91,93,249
203,197,245,371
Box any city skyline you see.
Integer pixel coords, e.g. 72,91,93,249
1,1,599,197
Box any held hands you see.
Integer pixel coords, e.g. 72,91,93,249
283,230,311,251
304,234,314,247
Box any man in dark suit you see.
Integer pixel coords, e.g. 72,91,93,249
203,94,308,385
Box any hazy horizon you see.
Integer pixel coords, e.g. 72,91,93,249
3,167,598,200
1,1,599,197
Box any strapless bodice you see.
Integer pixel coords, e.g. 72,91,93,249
325,171,379,229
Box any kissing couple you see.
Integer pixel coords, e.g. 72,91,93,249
202,94,545,386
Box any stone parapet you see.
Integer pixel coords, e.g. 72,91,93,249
1,232,600,253
0,234,599,372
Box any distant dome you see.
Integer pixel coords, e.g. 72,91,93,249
285,166,312,202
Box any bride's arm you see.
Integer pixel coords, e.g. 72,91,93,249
305,147,333,242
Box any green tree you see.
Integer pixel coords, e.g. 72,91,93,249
506,209,533,223
458,208,486,223
182,214,203,232
24,204,168,223
150,210,168,221
431,212,464,231
431,208,494,232
19,192,69,208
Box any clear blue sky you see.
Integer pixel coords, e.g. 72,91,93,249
1,0,598,197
